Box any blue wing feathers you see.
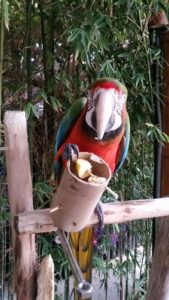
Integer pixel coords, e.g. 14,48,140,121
114,113,130,173
54,97,86,179
54,97,87,157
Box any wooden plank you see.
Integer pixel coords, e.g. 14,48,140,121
15,208,57,234
16,197,169,234
4,111,37,300
0,146,8,151
146,13,169,300
36,255,54,300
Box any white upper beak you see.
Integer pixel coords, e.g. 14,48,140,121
95,90,115,140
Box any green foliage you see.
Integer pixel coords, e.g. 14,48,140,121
0,196,10,222
146,122,169,144
24,102,39,119
1,0,169,299
67,12,112,64
1,0,9,29
33,181,53,208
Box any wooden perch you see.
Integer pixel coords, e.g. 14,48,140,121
0,146,8,151
16,197,169,234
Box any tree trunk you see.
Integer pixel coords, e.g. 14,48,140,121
146,15,169,300
4,111,37,300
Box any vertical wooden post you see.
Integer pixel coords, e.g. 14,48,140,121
146,13,169,300
36,255,54,300
4,111,37,300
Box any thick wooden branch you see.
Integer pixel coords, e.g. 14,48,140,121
16,197,169,234
4,111,37,300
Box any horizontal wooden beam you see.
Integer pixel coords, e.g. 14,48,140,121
0,147,8,151
16,197,169,234
15,209,57,234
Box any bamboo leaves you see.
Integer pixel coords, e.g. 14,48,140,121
24,102,39,119
146,122,169,144
100,60,115,77
0,1,169,298
67,12,112,65
1,0,9,29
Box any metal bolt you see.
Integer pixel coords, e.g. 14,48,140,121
77,281,93,299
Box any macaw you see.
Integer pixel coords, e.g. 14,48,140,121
54,77,130,298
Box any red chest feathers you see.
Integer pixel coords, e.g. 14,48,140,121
56,113,124,173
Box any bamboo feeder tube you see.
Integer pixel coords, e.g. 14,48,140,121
50,152,111,232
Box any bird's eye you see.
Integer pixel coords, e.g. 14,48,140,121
116,94,126,114
120,94,127,103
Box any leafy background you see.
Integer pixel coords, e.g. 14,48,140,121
0,0,169,299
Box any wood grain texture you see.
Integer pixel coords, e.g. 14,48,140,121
146,19,169,300
16,197,169,234
4,111,37,300
36,255,54,300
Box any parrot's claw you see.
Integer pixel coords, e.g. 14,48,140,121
94,202,104,243
62,144,79,162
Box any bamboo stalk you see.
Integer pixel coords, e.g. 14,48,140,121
25,0,34,173
105,186,118,199
0,0,4,144
16,197,169,234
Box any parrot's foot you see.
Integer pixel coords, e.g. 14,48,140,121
93,202,104,244
62,144,79,162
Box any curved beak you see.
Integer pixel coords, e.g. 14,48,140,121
95,91,115,140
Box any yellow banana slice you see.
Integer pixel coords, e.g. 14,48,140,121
75,158,92,179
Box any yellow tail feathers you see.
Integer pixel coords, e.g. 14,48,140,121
70,227,93,300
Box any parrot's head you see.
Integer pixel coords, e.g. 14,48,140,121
84,78,128,141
